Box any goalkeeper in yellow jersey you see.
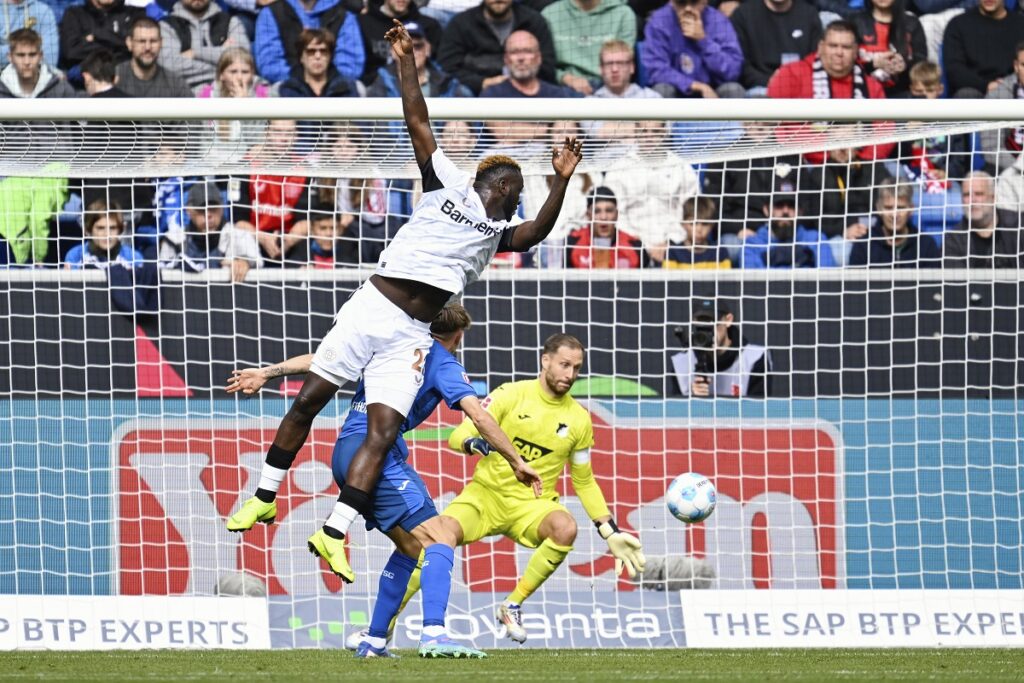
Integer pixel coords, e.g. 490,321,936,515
353,333,645,647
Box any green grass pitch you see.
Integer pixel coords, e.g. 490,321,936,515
5,649,1023,682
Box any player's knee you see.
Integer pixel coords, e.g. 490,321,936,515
548,513,577,546
287,391,326,423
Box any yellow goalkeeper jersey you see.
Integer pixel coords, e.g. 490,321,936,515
448,379,610,518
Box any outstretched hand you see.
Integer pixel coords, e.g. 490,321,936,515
384,18,413,61
551,136,584,179
226,368,267,395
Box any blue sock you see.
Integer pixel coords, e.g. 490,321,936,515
421,544,455,628
368,551,417,639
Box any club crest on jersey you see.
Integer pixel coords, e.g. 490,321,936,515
556,423,569,438
441,199,501,237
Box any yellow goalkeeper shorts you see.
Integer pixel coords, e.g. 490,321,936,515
442,480,569,549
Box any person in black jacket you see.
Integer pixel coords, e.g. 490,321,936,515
358,0,441,85
944,171,1024,269
799,145,877,240
437,0,556,95
941,0,1024,99
852,0,926,98
848,178,942,268
59,0,145,71
729,0,822,93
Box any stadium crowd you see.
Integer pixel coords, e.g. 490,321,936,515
0,0,1023,272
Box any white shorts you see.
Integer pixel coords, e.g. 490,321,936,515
309,281,432,416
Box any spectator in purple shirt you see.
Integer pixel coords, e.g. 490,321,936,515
640,0,744,98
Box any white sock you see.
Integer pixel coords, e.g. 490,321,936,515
422,625,446,638
256,464,288,493
324,502,359,537
365,635,387,649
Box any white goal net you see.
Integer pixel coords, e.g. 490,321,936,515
1,99,1023,650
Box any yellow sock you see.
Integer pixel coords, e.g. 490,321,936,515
387,550,423,635
507,538,572,606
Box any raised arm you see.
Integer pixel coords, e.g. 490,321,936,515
508,137,584,251
385,19,437,168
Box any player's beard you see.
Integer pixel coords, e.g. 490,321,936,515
543,369,572,397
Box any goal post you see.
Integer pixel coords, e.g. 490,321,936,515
1,99,1023,650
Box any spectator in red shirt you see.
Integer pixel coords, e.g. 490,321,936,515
768,20,895,162
565,186,646,269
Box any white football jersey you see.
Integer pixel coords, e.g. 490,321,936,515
376,146,525,294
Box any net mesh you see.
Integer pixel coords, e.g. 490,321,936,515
2,109,1024,649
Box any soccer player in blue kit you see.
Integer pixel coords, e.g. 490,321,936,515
227,304,516,658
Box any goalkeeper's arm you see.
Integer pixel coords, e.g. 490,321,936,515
226,353,313,395
571,453,646,578
457,396,543,496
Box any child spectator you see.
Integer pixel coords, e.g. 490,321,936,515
565,186,646,268
65,199,143,269
197,48,272,159
288,201,359,267
664,195,732,269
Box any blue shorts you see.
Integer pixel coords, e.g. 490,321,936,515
330,434,437,534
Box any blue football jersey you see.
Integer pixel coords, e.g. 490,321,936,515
339,340,475,459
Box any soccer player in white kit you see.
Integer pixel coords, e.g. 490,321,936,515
228,19,585,585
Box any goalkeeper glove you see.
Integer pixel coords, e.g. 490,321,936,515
462,437,492,457
597,519,645,578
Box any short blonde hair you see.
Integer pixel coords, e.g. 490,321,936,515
600,39,633,63
475,155,522,184
909,61,941,88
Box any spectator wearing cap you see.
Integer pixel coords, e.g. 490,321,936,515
159,181,263,281
158,0,250,91
848,178,941,268
366,21,470,97
0,0,59,69
663,195,732,269
565,186,646,268
540,0,636,96
437,0,556,96
729,0,822,96
942,0,1024,100
944,171,1023,269
0,27,75,97
479,30,580,98
670,298,770,398
115,17,194,97
358,0,441,85
59,0,146,71
740,170,836,268
254,0,365,84
81,48,129,96
982,42,1024,173
641,0,744,99
278,27,360,97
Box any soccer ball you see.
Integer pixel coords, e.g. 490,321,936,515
666,472,717,523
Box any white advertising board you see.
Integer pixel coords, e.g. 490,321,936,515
0,596,269,650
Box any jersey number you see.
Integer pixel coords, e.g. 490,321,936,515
411,349,425,374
